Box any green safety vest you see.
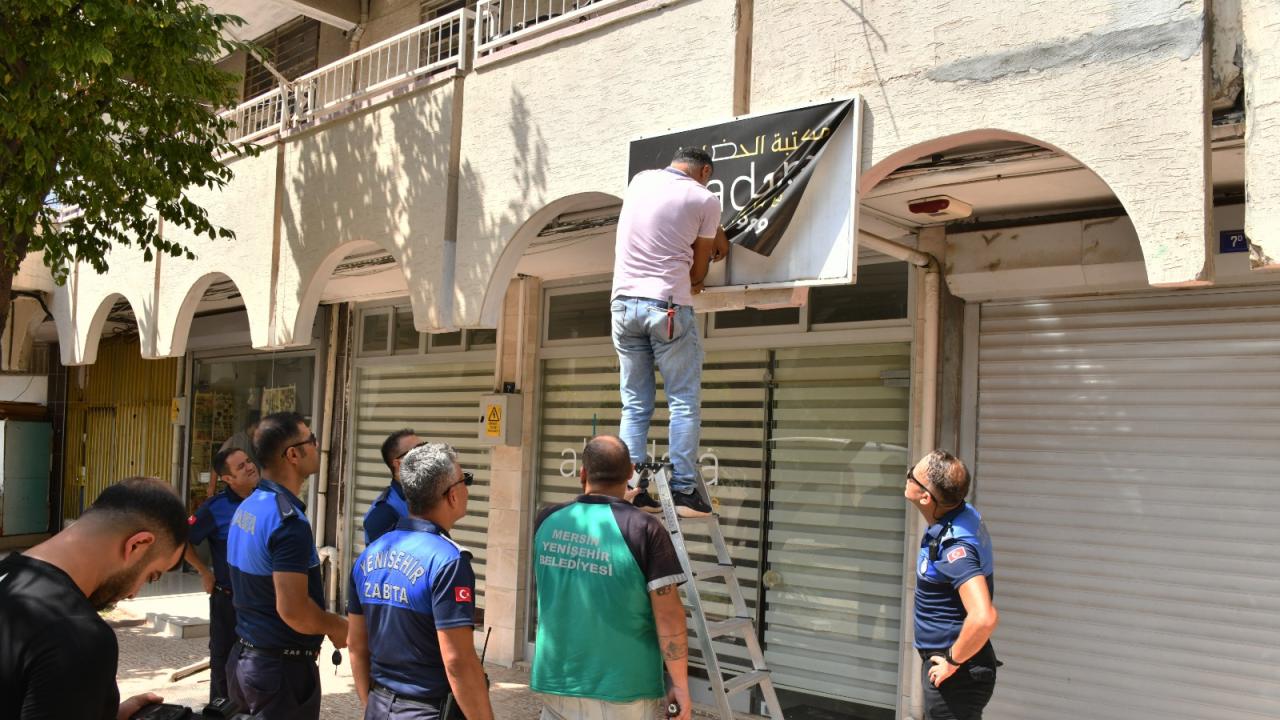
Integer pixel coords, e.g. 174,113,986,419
531,501,664,702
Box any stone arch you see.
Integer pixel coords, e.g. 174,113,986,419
283,239,416,345
58,291,147,366
475,191,622,328
861,127,1210,288
154,272,268,358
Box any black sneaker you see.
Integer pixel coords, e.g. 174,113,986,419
631,490,663,513
673,490,712,518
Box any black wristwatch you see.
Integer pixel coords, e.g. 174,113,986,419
944,648,962,667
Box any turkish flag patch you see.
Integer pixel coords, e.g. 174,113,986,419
188,515,197,526
454,587,473,603
945,546,968,563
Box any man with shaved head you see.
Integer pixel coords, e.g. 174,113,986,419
0,477,189,719
532,435,692,720
905,450,1000,719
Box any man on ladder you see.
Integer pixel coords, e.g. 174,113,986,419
612,146,729,517
611,148,782,718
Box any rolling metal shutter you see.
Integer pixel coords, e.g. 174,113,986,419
536,350,768,678
767,343,910,710
976,289,1280,720
348,359,495,607
536,343,910,711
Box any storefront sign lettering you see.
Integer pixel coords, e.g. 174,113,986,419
629,99,855,257
559,438,720,485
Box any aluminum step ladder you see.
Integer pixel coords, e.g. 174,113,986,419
637,461,785,720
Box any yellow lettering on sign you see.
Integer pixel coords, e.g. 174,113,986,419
485,404,502,437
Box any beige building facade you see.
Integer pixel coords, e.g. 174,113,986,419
16,0,1280,718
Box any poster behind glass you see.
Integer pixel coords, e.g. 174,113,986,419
187,355,315,510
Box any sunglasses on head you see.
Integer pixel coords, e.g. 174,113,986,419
395,441,430,461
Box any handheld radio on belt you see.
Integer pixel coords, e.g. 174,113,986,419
440,627,493,720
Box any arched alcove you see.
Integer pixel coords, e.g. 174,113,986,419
475,191,623,327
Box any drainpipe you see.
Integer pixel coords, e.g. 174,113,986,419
858,235,938,449
493,288,506,392
170,355,186,493
348,0,370,53
514,275,529,389
859,234,940,720
315,306,340,545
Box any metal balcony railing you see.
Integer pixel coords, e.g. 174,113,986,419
221,86,288,144
295,8,473,123
474,0,625,55
217,10,473,144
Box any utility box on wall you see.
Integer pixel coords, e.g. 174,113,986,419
0,420,52,536
478,394,522,446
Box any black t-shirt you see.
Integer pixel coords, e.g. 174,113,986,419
0,554,120,719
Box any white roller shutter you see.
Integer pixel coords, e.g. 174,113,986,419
536,350,769,676
348,358,495,606
536,343,910,712
976,289,1280,720
766,343,910,710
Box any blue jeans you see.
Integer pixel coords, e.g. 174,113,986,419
611,296,703,493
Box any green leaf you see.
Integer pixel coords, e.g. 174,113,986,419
88,45,113,65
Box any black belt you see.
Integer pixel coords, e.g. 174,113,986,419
238,639,319,661
918,643,1000,666
372,683,444,708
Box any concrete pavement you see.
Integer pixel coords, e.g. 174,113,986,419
112,589,542,719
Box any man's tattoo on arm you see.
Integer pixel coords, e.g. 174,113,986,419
655,585,675,596
659,633,688,661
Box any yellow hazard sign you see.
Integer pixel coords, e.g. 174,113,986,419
484,404,502,437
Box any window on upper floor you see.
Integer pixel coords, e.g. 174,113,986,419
421,0,472,20
419,0,473,66
359,304,496,357
243,17,321,101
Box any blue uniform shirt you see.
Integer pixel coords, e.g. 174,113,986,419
348,516,476,699
363,480,409,545
914,503,995,650
227,477,325,650
188,488,249,587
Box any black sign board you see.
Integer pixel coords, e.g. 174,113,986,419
628,99,854,257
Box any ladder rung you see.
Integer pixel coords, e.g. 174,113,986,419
690,562,734,581
722,669,770,696
671,513,717,526
704,617,753,639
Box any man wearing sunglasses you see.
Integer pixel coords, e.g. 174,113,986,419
226,412,348,719
347,443,494,720
905,450,999,719
364,429,423,545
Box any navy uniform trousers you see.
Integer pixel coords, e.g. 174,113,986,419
919,642,998,720
208,588,238,702
365,685,449,720
226,642,322,719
